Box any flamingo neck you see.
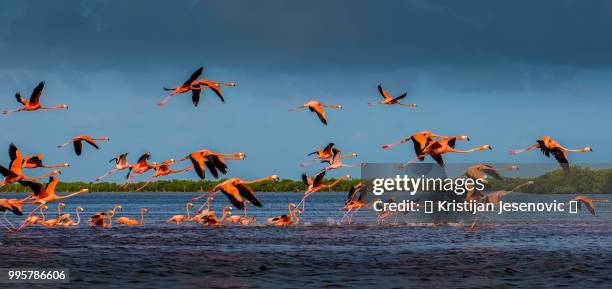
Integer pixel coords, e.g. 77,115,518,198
75,208,81,225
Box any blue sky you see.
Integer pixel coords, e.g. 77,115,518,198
0,1,611,181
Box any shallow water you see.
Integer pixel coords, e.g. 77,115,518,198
1,192,611,289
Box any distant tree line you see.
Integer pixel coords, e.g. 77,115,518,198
1,166,610,194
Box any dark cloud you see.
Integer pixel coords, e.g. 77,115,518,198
1,0,611,73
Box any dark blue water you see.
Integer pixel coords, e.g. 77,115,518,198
1,192,611,289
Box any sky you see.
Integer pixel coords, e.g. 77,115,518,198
0,0,611,182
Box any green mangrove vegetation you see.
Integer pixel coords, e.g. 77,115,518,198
1,166,610,194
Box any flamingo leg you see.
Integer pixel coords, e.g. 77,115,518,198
16,204,42,231
1,108,23,115
135,176,157,192
157,92,178,106
95,168,118,182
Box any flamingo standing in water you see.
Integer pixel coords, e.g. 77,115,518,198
510,136,592,174
340,182,367,224
167,202,194,224
191,79,236,106
89,206,120,228
401,136,490,167
368,85,417,107
2,81,68,115
267,203,302,226
59,206,84,227
57,135,110,156
382,131,453,161
95,153,130,181
158,67,203,106
297,171,350,211
469,181,535,229
1,144,62,187
117,208,149,226
289,100,342,125
21,154,69,169
200,205,232,227
570,196,609,215
179,149,245,179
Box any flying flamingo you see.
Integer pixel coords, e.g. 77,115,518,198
463,163,518,189
2,81,68,115
21,154,69,169
123,152,153,186
135,160,193,191
570,196,609,215
300,143,358,167
0,198,26,230
1,144,62,187
297,171,350,211
368,85,417,107
191,79,236,106
95,153,130,181
17,176,88,230
267,203,302,226
117,208,149,226
469,181,534,229
340,182,367,224
167,202,194,224
320,148,362,172
59,206,84,227
57,135,110,156
289,100,342,125
510,136,592,174
382,131,452,161
179,149,245,179
400,136,490,167
158,67,203,106
206,175,278,212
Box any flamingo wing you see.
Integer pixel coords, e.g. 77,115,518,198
15,93,28,105
18,180,44,196
551,148,570,174
345,186,356,204
219,186,245,209
189,154,206,179
73,140,83,156
431,154,445,166
411,135,430,160
183,67,204,87
301,173,312,186
207,84,225,102
80,136,100,149
25,155,44,167
207,154,228,175
309,105,327,125
482,166,503,180
0,165,15,177
44,176,59,194
191,88,201,106
322,143,335,155
312,170,326,187
137,153,151,164
235,183,262,207
8,143,23,172
203,157,219,179
29,81,45,105
377,85,392,100
537,140,551,157
391,92,407,102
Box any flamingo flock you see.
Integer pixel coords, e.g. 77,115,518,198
0,66,605,231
